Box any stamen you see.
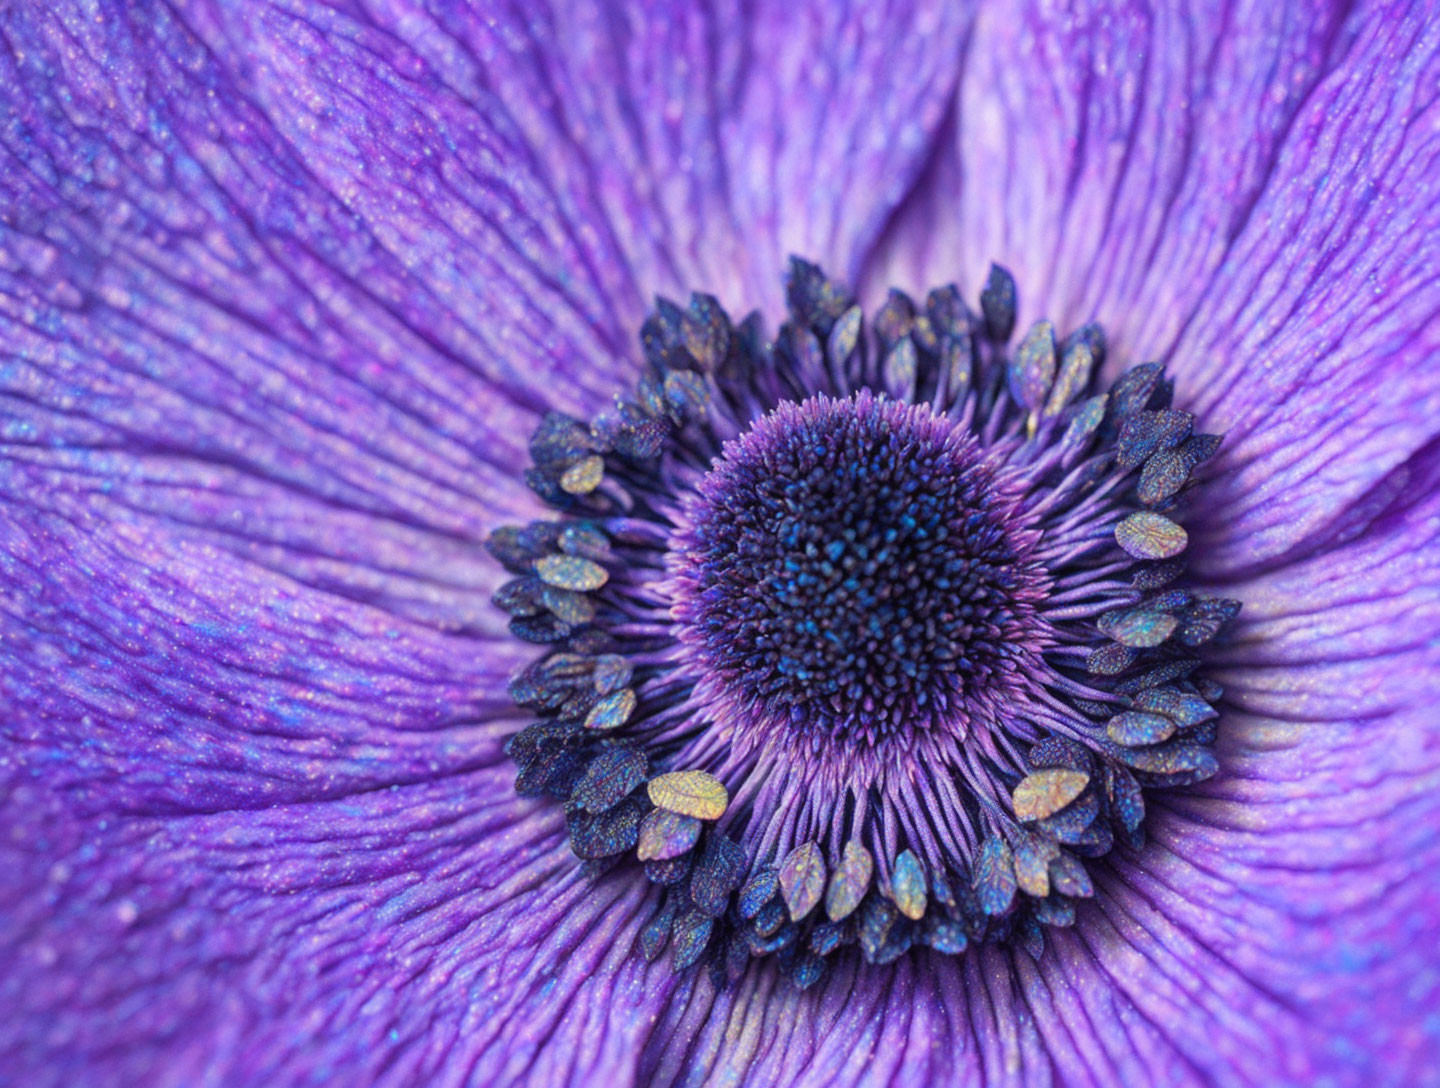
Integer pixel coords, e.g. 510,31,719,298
486,258,1240,986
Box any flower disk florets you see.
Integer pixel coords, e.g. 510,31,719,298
674,393,1044,749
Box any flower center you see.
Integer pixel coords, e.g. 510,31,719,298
672,392,1043,748
487,259,1240,987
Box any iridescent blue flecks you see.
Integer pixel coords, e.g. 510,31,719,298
488,259,1240,988
673,391,1043,748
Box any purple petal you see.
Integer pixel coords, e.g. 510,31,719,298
644,950,1049,1085
871,0,1440,576
1,763,687,1084
0,497,526,815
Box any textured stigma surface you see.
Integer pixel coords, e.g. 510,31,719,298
674,393,1043,746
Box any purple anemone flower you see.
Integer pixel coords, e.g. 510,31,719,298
3,1,1439,1085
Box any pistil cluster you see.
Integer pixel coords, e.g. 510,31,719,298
672,391,1045,749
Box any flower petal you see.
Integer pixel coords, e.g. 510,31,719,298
643,950,1050,1086
870,0,1440,574
0,501,523,814
88,0,976,339
2,2,552,645
0,760,688,1085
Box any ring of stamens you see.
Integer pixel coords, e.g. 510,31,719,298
489,259,1239,986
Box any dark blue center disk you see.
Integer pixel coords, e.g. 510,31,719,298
673,392,1042,745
